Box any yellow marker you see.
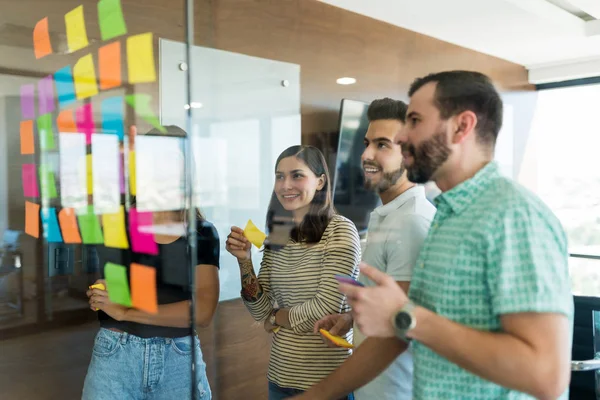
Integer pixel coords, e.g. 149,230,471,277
89,283,105,311
319,329,354,349
244,219,267,248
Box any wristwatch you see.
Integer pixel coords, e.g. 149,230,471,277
393,301,416,342
269,308,280,326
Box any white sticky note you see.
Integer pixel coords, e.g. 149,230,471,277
92,134,121,214
59,134,88,214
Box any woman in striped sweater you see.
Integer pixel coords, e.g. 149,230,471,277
226,145,360,400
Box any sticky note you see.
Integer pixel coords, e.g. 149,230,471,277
22,164,39,198
65,5,89,53
76,103,94,145
41,208,63,243
33,17,53,59
21,84,35,119
104,262,132,307
99,41,121,90
244,219,266,248
38,75,55,115
91,134,120,214
129,150,136,195
131,263,158,314
57,109,77,133
39,164,58,199
58,208,82,243
129,208,158,255
20,120,35,155
59,134,87,212
86,154,93,194
119,153,125,194
25,201,40,238
55,66,76,108
125,94,165,133
37,113,55,150
102,206,129,249
98,0,127,41
101,96,124,139
73,54,98,100
77,206,104,244
126,33,156,84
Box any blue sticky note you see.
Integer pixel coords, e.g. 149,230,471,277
41,207,63,243
101,96,124,140
55,66,76,108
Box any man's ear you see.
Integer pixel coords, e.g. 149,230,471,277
452,110,478,144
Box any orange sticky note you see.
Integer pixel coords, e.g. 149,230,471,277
25,201,40,238
101,205,129,249
99,41,121,90
57,109,77,133
20,120,35,154
131,263,158,314
33,17,53,59
58,208,82,243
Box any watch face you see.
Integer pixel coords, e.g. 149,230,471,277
395,312,412,330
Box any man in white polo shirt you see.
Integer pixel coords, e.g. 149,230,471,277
293,98,436,400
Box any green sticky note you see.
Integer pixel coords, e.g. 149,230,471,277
39,165,58,199
104,262,132,307
77,206,104,244
97,0,127,41
125,94,166,133
37,113,55,150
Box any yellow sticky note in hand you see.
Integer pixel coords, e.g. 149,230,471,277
244,219,266,249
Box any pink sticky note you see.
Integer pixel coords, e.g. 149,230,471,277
22,164,39,197
76,103,94,145
38,75,55,115
129,208,158,255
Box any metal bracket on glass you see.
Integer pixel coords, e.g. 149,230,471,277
571,359,600,371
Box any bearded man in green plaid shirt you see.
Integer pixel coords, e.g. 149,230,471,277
339,71,573,400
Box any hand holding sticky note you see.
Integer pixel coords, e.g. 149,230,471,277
319,329,354,349
89,283,105,311
244,219,266,249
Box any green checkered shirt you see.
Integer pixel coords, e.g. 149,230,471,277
409,162,573,399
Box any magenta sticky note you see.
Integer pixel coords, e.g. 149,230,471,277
76,103,94,145
129,208,158,255
22,164,39,198
21,84,35,119
38,75,55,115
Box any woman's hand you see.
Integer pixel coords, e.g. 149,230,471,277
226,226,251,261
87,279,129,322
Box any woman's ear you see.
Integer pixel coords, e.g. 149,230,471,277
317,174,326,191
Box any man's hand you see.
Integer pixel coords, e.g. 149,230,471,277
314,313,353,347
87,279,129,321
339,263,408,338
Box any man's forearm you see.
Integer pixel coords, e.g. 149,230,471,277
411,306,561,399
307,337,407,400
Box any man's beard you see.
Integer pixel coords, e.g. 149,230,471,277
364,164,405,194
404,127,451,184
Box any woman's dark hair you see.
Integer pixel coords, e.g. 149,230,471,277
264,145,335,250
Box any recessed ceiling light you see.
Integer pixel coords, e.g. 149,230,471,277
336,77,357,85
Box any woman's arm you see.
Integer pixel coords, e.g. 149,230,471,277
90,264,219,328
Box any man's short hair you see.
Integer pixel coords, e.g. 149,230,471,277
408,71,503,147
367,98,408,123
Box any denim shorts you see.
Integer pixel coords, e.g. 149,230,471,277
82,328,211,400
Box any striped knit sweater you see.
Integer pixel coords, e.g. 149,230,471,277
242,214,361,390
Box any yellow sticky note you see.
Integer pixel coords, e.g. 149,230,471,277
126,33,156,84
74,54,98,100
86,154,93,194
244,219,266,249
102,206,129,249
129,151,136,195
65,5,89,53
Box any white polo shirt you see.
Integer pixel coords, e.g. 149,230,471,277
354,185,436,400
